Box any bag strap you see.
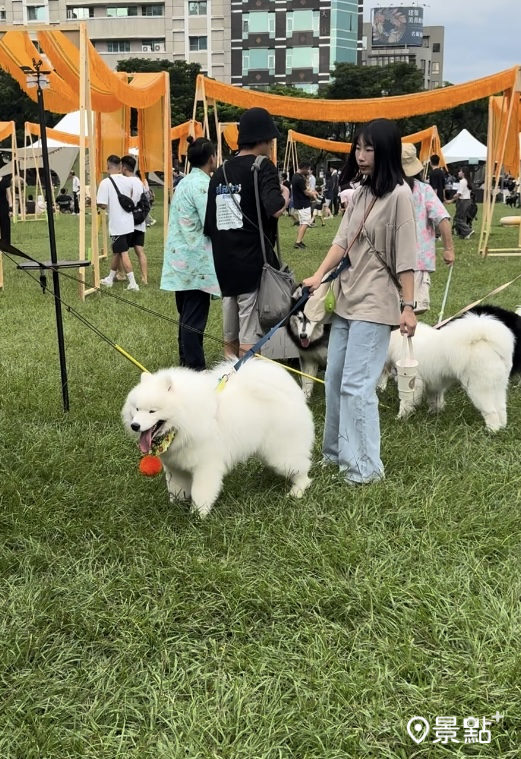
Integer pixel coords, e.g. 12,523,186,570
329,195,377,280
252,155,283,268
108,175,123,199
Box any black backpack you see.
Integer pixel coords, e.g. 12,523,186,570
468,191,478,221
132,188,151,225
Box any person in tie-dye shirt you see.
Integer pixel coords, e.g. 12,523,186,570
161,137,220,371
402,144,455,314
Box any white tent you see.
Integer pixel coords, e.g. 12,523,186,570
0,111,83,187
441,128,487,164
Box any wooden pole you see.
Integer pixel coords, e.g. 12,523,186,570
163,71,172,245
481,87,521,257
217,123,223,166
479,97,495,256
78,21,87,299
85,26,100,296
202,94,210,138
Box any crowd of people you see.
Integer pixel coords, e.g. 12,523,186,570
0,110,475,486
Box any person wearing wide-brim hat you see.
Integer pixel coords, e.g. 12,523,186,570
204,107,289,358
402,143,454,314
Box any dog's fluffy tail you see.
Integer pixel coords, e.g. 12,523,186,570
450,313,514,374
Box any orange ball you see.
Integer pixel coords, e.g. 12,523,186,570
139,455,163,476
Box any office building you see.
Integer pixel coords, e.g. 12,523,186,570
231,0,363,93
6,1,231,79
361,20,444,90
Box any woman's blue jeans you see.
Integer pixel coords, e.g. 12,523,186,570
323,315,391,484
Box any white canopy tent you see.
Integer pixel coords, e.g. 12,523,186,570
441,128,487,164
0,111,82,188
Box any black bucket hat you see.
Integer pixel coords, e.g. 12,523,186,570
237,107,281,147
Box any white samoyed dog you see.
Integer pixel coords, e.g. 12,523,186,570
122,358,314,517
381,309,518,432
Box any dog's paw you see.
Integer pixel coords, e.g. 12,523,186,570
190,503,212,519
288,476,312,498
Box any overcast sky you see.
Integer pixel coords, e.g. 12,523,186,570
364,1,521,83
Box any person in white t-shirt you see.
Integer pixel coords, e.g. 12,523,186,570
96,154,139,291
121,154,148,285
447,166,474,239
69,170,80,214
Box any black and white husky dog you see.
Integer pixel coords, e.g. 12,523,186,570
286,295,330,400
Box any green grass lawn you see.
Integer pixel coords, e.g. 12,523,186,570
1,199,521,757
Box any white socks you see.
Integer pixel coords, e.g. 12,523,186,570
127,271,137,286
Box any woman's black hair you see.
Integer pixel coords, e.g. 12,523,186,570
339,119,405,198
459,166,474,190
187,136,215,168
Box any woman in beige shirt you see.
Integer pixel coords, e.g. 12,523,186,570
303,119,417,485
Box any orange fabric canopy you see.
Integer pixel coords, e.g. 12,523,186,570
25,122,85,146
198,67,520,122
0,121,15,143
0,32,78,114
287,125,444,164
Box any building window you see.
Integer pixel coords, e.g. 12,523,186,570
293,83,318,94
0,10,6,20
423,37,430,48
432,62,440,74
188,1,207,14
107,6,138,17
107,40,131,52
286,47,319,73
420,59,426,73
286,10,320,37
142,4,164,15
242,48,275,74
189,36,208,51
66,7,94,19
432,42,441,53
142,39,165,52
432,80,440,88
242,12,275,38
27,6,49,21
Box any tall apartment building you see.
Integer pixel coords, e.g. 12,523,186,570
361,21,444,90
5,1,231,79
231,0,363,93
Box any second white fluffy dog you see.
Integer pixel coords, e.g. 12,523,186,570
383,308,521,432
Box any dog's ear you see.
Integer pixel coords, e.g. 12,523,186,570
292,284,303,300
140,372,153,383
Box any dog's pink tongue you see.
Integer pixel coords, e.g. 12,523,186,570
301,338,310,348
139,428,153,454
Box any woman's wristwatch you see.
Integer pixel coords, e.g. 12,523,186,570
401,301,416,311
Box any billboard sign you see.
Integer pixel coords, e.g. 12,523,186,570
371,7,424,47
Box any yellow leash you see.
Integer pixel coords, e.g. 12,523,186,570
255,353,325,385
114,344,150,374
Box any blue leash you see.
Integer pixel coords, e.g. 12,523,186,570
233,256,351,372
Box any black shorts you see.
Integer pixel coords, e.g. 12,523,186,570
128,230,145,249
111,234,130,254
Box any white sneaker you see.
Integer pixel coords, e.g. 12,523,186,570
126,282,140,291
100,276,114,287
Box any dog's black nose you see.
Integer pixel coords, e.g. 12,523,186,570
131,422,140,432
